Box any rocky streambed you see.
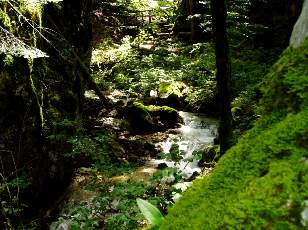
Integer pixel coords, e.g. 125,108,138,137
49,90,219,229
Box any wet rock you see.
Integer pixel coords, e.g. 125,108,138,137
116,131,175,161
151,105,183,130
198,145,220,166
118,138,159,162
167,129,181,135
126,101,154,133
157,163,168,169
157,82,189,110
159,93,182,109
186,171,200,182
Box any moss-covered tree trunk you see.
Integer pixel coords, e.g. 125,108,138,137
290,0,308,48
210,0,232,153
25,0,95,219
0,0,97,227
43,0,93,118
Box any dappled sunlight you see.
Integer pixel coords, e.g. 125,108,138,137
1,0,306,229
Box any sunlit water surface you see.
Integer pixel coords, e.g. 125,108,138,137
153,111,218,178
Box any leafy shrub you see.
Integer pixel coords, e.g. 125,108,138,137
137,198,165,228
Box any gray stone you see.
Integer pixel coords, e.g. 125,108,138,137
301,200,308,226
290,0,308,48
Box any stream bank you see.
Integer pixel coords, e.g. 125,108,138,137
49,14,222,229
49,90,219,229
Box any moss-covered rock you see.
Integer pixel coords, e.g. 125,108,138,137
160,38,308,229
126,101,154,133
157,81,189,109
150,105,183,129
126,101,183,133
198,145,220,167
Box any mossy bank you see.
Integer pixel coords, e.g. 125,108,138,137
160,39,308,229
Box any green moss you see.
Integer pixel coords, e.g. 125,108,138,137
151,105,177,113
261,38,308,113
128,102,153,132
160,40,308,229
133,102,177,114
133,101,152,113
128,102,181,133
161,108,308,230
0,8,12,29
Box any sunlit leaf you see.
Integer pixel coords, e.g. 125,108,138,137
136,198,164,227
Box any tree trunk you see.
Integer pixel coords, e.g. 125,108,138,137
210,0,233,154
173,0,203,41
189,0,195,41
290,0,308,48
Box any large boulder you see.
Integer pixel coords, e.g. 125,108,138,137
151,105,183,129
126,101,183,133
126,101,154,133
157,81,189,110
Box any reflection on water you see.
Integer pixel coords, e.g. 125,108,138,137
154,111,218,178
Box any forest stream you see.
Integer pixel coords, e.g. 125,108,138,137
48,106,219,229
120,111,219,189
154,111,218,178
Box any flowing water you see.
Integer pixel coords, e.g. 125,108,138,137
153,111,218,178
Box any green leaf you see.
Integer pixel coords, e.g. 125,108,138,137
136,198,164,227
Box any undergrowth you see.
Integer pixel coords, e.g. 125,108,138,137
91,25,278,119
50,161,181,230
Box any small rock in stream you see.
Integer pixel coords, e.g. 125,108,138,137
157,162,168,169
186,171,200,182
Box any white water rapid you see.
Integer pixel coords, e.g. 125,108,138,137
153,111,218,178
